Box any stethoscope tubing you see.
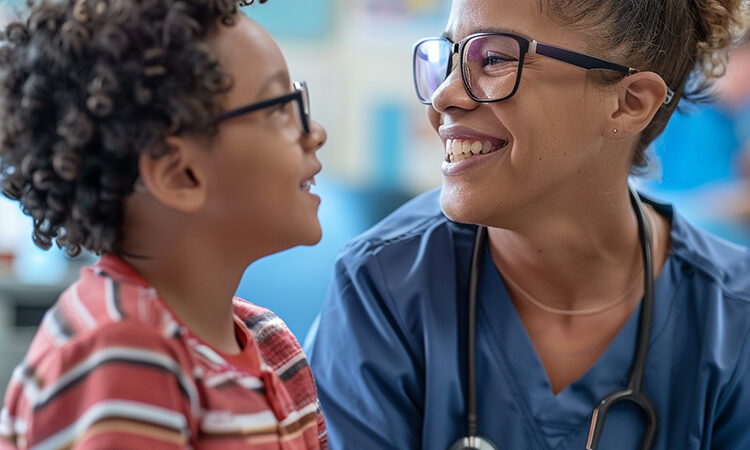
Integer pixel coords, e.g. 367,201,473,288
586,188,658,450
466,224,486,438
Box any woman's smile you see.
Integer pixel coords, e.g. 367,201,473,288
439,124,510,175
441,142,508,175
444,137,508,162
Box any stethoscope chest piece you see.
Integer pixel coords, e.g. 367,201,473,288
449,435,499,450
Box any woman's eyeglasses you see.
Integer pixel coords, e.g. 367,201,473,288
413,33,674,106
213,81,310,133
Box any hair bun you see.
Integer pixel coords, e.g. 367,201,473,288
693,0,749,79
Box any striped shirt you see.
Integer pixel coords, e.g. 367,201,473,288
0,254,327,449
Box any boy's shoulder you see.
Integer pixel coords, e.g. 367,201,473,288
14,255,193,388
232,298,309,380
31,255,181,354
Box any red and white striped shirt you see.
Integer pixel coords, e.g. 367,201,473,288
0,254,327,449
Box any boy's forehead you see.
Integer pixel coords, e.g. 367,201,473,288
209,14,290,100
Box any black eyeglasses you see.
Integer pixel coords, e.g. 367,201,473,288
413,33,675,106
213,81,310,133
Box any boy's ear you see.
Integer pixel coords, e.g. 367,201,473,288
137,136,208,213
605,72,669,139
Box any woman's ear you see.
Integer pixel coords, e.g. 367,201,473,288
606,72,669,139
137,136,208,213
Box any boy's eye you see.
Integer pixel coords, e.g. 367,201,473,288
269,101,290,116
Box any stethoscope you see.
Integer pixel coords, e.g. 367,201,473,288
449,186,657,450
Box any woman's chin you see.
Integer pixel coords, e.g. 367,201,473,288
440,189,481,225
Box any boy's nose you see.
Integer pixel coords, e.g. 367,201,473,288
304,120,326,152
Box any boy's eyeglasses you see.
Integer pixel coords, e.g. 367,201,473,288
413,33,674,106
213,81,310,133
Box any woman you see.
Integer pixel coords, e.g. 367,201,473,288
307,0,750,448
0,0,327,448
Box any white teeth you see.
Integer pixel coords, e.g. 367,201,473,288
444,138,507,162
300,180,313,192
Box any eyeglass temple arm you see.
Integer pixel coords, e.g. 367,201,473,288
529,41,675,106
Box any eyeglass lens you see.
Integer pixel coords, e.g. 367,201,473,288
293,82,310,133
414,35,522,103
414,39,453,103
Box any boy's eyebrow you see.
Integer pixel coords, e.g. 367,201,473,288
256,69,290,98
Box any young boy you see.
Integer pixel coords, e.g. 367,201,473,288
0,0,327,448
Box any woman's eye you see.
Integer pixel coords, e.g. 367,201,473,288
483,52,514,67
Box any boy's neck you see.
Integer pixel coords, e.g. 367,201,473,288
121,233,247,355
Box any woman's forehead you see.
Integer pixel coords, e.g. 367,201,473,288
446,0,581,48
447,0,539,33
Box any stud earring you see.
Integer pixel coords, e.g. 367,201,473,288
613,128,618,134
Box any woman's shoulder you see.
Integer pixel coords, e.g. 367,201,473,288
667,203,750,302
338,188,475,265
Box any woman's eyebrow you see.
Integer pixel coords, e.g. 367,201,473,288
442,26,532,42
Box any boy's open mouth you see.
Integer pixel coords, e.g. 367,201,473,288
300,179,314,192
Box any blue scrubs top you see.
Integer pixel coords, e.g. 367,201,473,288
306,189,750,450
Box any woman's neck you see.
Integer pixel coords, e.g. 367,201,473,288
486,187,665,313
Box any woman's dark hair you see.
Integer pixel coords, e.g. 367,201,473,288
0,0,268,256
540,0,749,170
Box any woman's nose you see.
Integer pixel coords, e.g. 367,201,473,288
431,55,479,113
303,120,326,152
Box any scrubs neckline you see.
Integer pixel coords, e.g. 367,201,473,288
477,202,684,439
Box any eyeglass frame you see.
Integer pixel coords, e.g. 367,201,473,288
413,32,675,106
212,80,310,134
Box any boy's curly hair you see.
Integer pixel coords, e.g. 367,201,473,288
0,0,267,257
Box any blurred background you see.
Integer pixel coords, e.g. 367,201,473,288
0,0,749,399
